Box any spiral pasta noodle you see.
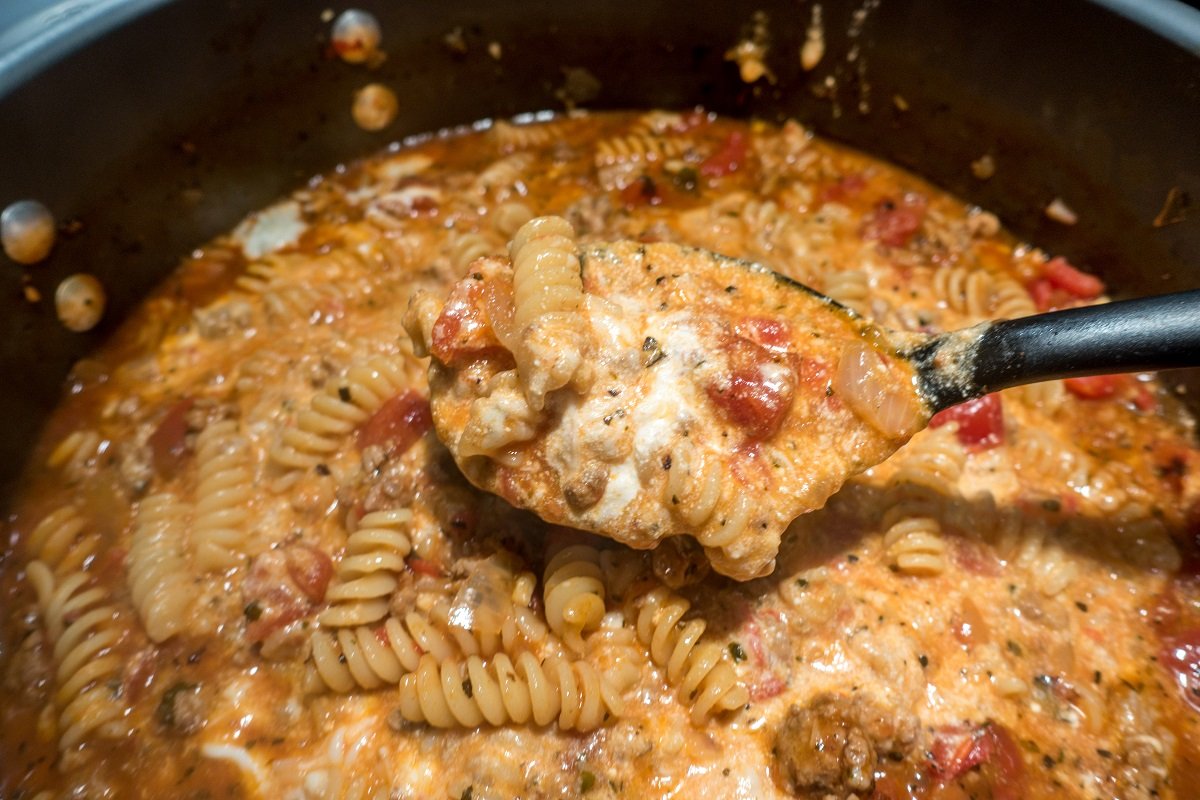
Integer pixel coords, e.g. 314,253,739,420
320,509,414,628
990,274,1037,319
489,119,562,151
662,439,723,529
506,216,589,407
509,216,583,332
448,230,502,272
628,586,748,724
888,427,966,492
26,505,97,575
192,419,254,571
473,153,535,197
491,201,534,238
235,253,350,322
45,429,103,479
594,133,689,168
270,354,409,470
822,269,871,316
933,266,993,319
880,492,947,576
542,545,606,653
27,561,128,751
396,652,622,731
127,492,194,643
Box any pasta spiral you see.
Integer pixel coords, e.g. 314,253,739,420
27,561,128,751
542,545,606,653
320,509,414,628
594,133,689,168
192,419,254,571
822,269,871,316
396,652,622,731
448,230,503,272
45,428,104,479
933,266,993,319
270,354,409,470
880,492,947,576
662,439,723,529
310,614,444,692
127,492,194,643
628,587,748,724
26,505,96,574
990,275,1037,319
509,216,583,332
888,427,966,492
507,216,588,407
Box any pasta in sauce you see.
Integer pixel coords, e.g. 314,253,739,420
1,111,1199,800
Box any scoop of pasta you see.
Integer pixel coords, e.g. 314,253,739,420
405,216,929,580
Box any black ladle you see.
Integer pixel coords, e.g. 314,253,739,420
907,289,1200,412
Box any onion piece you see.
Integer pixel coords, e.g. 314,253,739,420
481,276,519,353
835,342,924,439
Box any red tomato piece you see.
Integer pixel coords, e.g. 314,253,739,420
736,316,791,349
285,543,334,603
430,279,501,365
1028,278,1057,313
1132,385,1158,413
148,397,196,477
357,390,432,456
619,175,663,208
699,131,748,177
928,393,1004,451
1161,629,1200,713
931,723,1025,799
705,334,795,440
861,194,928,248
818,173,867,203
408,556,444,577
1064,374,1123,400
1043,256,1104,299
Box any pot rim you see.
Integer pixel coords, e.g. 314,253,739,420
2,0,1199,104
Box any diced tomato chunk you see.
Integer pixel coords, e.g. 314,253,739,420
699,131,748,178
930,723,1025,800
736,316,791,349
705,334,795,440
285,543,333,603
430,278,502,365
928,393,1004,451
1161,628,1200,713
818,173,867,203
861,194,927,248
357,390,432,456
149,397,196,477
408,556,444,577
244,547,324,643
1064,374,1123,400
619,175,663,208
1043,256,1104,299
1028,278,1056,313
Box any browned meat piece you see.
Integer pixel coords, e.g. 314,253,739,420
773,693,917,798
156,682,207,736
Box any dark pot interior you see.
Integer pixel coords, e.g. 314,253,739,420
1,0,1198,499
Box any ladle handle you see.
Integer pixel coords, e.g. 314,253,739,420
908,289,1200,412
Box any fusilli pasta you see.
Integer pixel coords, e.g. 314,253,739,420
396,652,622,731
542,544,606,653
192,419,255,571
127,492,194,642
270,354,409,470
628,586,748,724
320,509,414,628
27,561,128,751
